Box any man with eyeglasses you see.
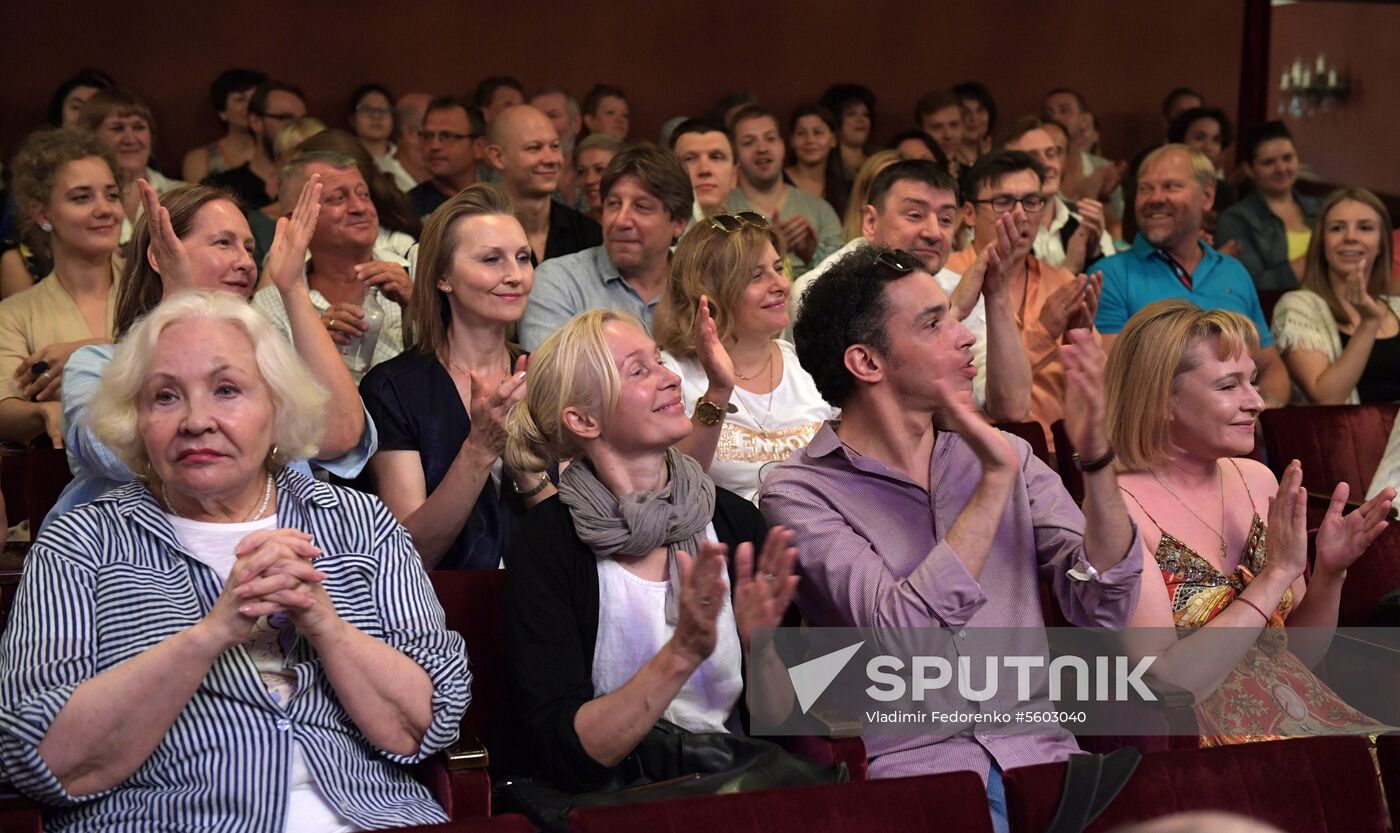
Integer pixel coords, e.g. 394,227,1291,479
1002,117,1114,274
407,97,485,217
789,159,1032,422
484,105,600,264
760,243,1140,833
203,79,306,210
949,151,1100,448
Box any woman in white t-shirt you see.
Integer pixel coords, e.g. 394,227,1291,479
653,212,838,500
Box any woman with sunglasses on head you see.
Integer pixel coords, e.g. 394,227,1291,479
653,213,836,501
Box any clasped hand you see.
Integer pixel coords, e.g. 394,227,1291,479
203,528,336,650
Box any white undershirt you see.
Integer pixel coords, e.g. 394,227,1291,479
166,512,360,833
591,524,743,733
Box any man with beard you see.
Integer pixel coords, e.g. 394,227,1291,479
203,80,306,209
789,159,1031,421
518,145,691,350
484,104,599,264
407,97,485,217
1094,144,1289,405
724,106,841,277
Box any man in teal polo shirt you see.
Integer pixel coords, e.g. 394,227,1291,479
1095,144,1290,405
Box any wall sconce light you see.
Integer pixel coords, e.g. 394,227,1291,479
1278,54,1351,119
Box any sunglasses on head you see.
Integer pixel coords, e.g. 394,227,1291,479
708,211,771,232
874,249,918,274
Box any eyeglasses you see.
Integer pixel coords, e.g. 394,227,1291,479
355,105,393,118
257,111,301,122
873,249,917,274
974,194,1049,213
708,211,770,232
418,129,478,144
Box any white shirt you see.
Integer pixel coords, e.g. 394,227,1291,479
664,340,836,501
788,236,989,407
1033,195,1115,269
375,143,420,192
591,525,743,734
251,242,410,374
165,512,360,833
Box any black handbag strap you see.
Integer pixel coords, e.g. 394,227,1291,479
1041,747,1141,833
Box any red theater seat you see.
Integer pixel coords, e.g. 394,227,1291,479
1004,735,1387,833
420,569,510,818
382,813,536,833
997,421,1053,470
567,769,994,833
1260,403,1399,498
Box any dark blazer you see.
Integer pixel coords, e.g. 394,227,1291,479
502,487,768,790
1215,187,1323,292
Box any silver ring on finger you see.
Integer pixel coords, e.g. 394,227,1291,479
699,597,713,607
763,573,778,583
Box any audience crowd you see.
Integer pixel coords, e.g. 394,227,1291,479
0,65,1396,833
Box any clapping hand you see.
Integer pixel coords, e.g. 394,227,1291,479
265,174,323,294
1314,483,1394,577
465,356,529,462
1346,270,1385,324
934,376,1018,477
672,543,729,665
1059,328,1109,461
733,527,799,650
694,294,735,392
139,178,195,290
1265,461,1309,583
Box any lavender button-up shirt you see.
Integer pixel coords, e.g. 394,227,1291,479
758,422,1142,782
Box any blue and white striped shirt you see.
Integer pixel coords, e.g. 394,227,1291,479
0,468,470,832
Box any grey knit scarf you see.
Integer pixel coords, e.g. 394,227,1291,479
557,448,715,625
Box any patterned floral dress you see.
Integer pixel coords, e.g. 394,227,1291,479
1124,462,1388,746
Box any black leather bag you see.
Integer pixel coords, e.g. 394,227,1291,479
500,720,848,832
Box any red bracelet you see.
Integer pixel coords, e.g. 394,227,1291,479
1233,594,1271,624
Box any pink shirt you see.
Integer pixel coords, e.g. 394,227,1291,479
759,422,1141,781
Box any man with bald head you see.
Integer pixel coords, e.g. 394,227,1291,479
485,104,600,263
253,151,412,374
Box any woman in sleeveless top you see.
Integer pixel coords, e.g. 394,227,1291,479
1105,299,1394,745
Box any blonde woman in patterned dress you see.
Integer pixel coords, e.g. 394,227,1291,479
1106,298,1393,744
653,213,836,501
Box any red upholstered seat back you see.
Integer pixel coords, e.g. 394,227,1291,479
997,421,1053,469
1261,403,1400,497
1004,735,1388,833
428,570,507,743
568,770,994,833
392,812,536,832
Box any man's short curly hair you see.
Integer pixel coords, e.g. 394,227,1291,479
793,244,914,408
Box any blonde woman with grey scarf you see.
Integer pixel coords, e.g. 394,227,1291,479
500,308,800,792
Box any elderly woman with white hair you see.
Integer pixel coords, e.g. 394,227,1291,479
0,291,469,833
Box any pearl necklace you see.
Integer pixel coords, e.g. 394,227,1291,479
163,473,275,522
